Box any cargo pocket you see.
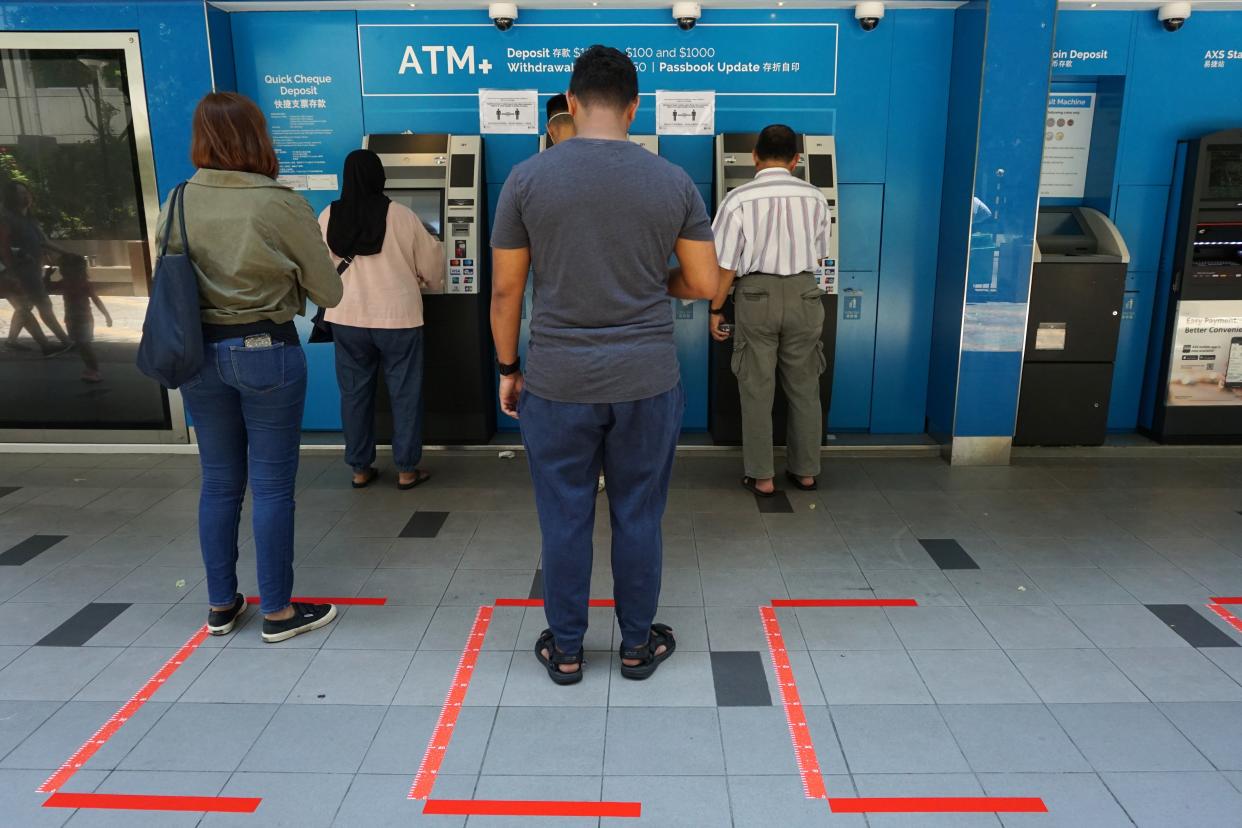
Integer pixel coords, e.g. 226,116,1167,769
730,338,749,380
815,341,828,376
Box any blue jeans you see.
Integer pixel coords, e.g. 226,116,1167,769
520,384,684,655
181,338,306,615
332,324,425,473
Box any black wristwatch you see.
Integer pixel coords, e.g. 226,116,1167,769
710,306,726,316
497,357,521,376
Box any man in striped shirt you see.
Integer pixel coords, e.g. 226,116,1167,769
709,124,832,496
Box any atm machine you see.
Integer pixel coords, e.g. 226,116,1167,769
1148,128,1242,442
363,133,494,443
708,133,840,445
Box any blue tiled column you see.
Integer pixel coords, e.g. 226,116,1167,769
945,0,1058,465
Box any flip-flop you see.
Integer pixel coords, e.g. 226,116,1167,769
742,476,776,498
785,470,818,491
351,468,379,489
397,469,432,491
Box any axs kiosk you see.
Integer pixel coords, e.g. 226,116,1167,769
708,133,840,446
363,134,495,443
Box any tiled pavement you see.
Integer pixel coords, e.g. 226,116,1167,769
0,450,1240,825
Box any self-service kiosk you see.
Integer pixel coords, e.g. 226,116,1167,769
1014,207,1129,446
363,133,495,443
708,133,839,445
1149,129,1242,442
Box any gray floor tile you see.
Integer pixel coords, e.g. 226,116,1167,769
516,606,619,653
862,569,966,606
770,538,860,572
707,605,802,651
1049,702,1213,772
440,570,534,606
0,768,107,828
1023,567,1137,605
946,569,1050,606
4,700,169,771
470,775,602,828
76,603,176,649
96,566,202,604
334,773,472,827
810,650,933,705
830,704,969,774
13,566,135,605
657,567,704,606
320,604,435,650
419,606,523,651
499,650,609,706
286,649,414,705
910,650,1040,704
696,537,779,570
796,607,902,650
74,646,218,703
0,699,59,760
1061,604,1191,648
180,647,314,704
851,773,999,828
719,706,838,776
393,649,511,707
608,650,716,707
885,606,998,650
979,772,1133,827
0,646,122,701
973,605,1095,649
699,567,788,605
129,604,229,649
1109,566,1214,603
940,704,1090,772
118,702,275,772
69,771,230,828
605,707,723,775
298,536,393,568
1158,702,1242,770
728,774,862,827
458,538,541,570
202,771,352,828
484,706,606,775
241,704,385,773
1101,770,1242,827
361,705,494,775
379,538,468,570
1104,647,1242,702
1205,648,1242,684
1008,649,1146,703
603,774,731,827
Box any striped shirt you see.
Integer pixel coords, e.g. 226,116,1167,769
712,167,832,277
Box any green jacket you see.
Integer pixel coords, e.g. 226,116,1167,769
155,169,342,326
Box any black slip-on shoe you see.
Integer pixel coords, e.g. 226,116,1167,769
207,593,248,636
261,602,337,643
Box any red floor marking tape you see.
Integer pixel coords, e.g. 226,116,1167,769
828,797,1048,814
759,605,827,800
494,598,616,607
1208,603,1242,634
772,598,919,607
1211,596,1242,605
423,799,641,817
43,792,261,813
409,604,493,800
244,596,387,606
38,625,210,794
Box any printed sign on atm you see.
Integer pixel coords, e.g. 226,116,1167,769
455,240,467,258
1227,337,1242,388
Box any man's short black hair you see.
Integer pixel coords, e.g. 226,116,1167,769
568,45,638,112
546,93,570,121
754,124,799,163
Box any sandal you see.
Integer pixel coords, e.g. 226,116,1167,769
397,469,432,491
351,468,379,489
619,623,676,681
535,629,584,685
742,477,776,498
785,470,818,491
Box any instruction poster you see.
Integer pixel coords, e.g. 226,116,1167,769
478,89,538,134
1039,93,1096,198
655,90,715,136
1166,300,1242,407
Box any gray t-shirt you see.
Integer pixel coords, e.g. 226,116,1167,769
491,138,713,404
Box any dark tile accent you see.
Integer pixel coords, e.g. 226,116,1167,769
529,569,544,601
400,511,448,539
36,603,131,647
1147,604,1240,648
0,534,67,566
755,492,795,514
0,487,19,499
711,650,773,707
919,538,980,570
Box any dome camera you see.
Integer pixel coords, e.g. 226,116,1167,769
855,1,885,31
1157,2,1191,32
489,2,518,32
673,2,701,31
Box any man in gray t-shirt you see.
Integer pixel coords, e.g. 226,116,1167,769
490,46,717,686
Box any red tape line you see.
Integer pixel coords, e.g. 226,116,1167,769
423,799,640,817
494,598,616,607
409,604,493,800
38,625,210,794
773,598,919,607
1208,603,1242,634
1211,596,1242,605
244,596,387,606
829,797,1048,814
759,605,826,800
43,792,261,813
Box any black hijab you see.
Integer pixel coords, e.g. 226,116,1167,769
326,149,390,258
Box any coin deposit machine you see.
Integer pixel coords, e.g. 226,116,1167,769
708,133,840,445
363,133,494,443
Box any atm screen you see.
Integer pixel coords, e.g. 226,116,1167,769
1192,222,1242,267
1206,146,1242,201
1037,210,1086,238
385,188,443,239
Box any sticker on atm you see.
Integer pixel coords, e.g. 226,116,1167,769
450,259,461,266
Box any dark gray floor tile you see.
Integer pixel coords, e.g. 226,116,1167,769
1101,771,1242,827
712,651,772,706
1104,647,1242,702
35,604,130,647
919,538,979,570
831,704,969,774
1008,649,1146,703
485,706,606,775
0,535,66,567
605,707,722,775
1049,702,1214,772
940,704,1090,772
979,772,1135,827
1146,603,1240,649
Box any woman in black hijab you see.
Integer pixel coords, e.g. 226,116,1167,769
318,149,446,490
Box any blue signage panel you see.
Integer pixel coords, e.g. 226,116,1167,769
359,23,837,97
1051,10,1133,76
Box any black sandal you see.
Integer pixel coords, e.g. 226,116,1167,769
619,623,676,681
785,470,818,491
535,629,584,685
398,469,432,491
351,468,379,489
742,477,776,498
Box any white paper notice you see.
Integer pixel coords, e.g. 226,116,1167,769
1039,93,1096,198
307,174,339,191
479,89,538,135
1035,322,1067,351
655,90,715,136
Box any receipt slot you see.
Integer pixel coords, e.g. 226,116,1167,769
708,133,840,446
362,133,494,443
1014,206,1129,446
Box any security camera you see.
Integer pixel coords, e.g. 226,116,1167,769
673,2,701,31
855,1,885,31
489,2,517,31
1157,2,1191,32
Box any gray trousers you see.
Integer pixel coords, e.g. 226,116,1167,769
731,272,827,480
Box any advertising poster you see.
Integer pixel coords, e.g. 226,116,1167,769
1167,300,1242,406
1039,93,1096,198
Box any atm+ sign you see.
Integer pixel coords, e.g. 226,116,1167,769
359,23,838,97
